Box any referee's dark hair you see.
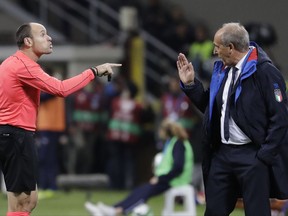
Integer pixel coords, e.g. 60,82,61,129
15,23,32,49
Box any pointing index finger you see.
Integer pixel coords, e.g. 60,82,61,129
109,63,122,67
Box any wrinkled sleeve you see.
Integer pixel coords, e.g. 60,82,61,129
256,63,288,165
18,62,95,97
180,78,209,113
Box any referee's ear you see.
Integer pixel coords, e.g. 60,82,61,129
24,37,32,47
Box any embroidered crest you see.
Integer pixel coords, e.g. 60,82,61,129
273,83,283,102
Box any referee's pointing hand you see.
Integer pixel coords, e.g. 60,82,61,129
93,63,122,77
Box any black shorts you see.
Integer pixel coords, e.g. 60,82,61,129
0,125,38,192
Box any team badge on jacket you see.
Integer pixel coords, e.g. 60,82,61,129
274,83,283,102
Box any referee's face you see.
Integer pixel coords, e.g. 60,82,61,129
29,23,53,57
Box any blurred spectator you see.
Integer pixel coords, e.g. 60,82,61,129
36,67,67,199
85,118,194,216
245,22,277,47
103,75,127,106
160,75,204,203
103,0,141,12
58,0,90,42
245,22,278,66
163,21,195,55
134,95,158,185
104,76,157,185
105,80,144,189
162,4,194,54
141,0,169,41
188,22,214,84
68,80,107,174
167,4,187,26
15,0,39,17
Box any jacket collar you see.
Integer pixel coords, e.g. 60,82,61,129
208,45,258,121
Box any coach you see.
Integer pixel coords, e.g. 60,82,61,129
177,22,288,216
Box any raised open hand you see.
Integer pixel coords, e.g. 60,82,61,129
176,53,195,85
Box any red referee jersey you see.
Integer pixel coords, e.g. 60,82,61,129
0,50,95,131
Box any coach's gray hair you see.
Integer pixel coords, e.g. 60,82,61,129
220,22,249,52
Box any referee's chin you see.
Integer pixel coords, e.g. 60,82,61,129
46,47,53,54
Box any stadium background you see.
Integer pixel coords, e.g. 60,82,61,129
0,0,286,215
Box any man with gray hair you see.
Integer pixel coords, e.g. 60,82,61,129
177,22,288,216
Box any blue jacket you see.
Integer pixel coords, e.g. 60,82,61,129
181,42,288,199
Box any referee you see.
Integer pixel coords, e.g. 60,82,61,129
0,22,121,216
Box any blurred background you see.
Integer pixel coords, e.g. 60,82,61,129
0,0,286,215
